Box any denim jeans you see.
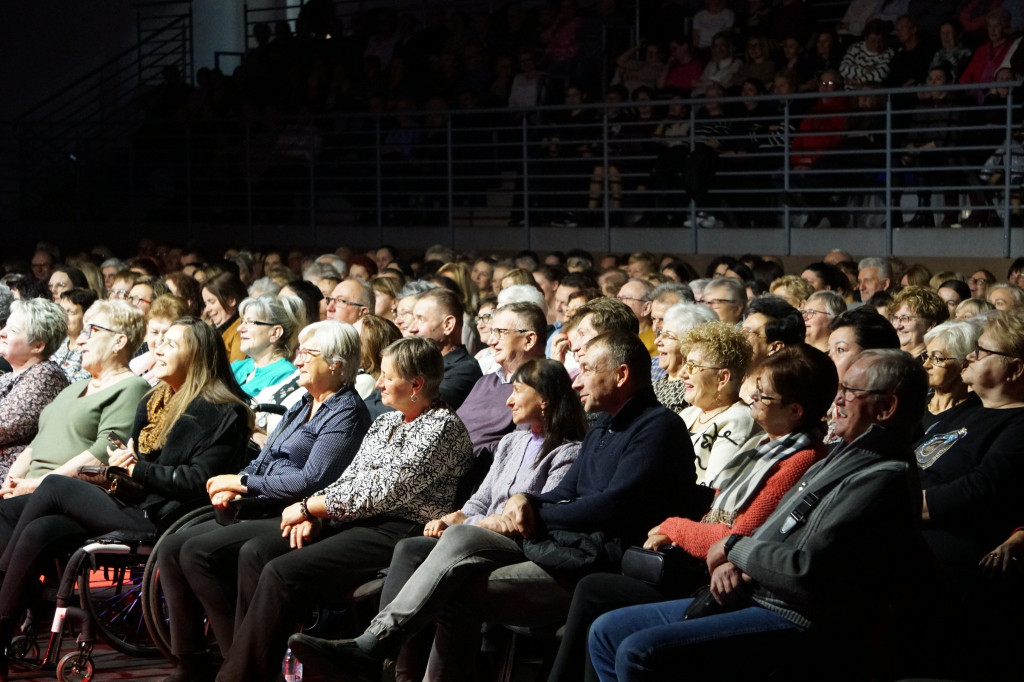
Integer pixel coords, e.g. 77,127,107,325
588,598,801,682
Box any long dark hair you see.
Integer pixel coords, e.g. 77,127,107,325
511,359,588,464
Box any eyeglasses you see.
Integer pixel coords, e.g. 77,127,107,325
967,277,989,286
295,347,323,360
128,295,151,307
891,314,920,325
108,289,130,300
744,327,765,340
837,383,890,402
683,360,723,374
490,327,530,339
326,296,364,309
657,330,679,341
617,295,649,304
923,352,956,366
49,281,70,292
475,313,493,324
972,342,1017,360
750,379,782,404
802,308,829,319
81,323,122,339
241,317,275,328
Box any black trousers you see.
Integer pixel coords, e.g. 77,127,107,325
547,573,668,682
0,476,153,620
194,516,422,682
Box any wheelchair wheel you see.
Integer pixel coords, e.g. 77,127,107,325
141,507,219,660
8,634,39,663
56,651,94,682
77,550,158,658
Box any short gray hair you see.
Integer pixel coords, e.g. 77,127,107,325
923,320,981,361
650,282,695,304
988,283,1024,307
855,348,928,436
239,295,303,355
314,254,347,278
299,320,361,385
705,277,747,304
662,302,717,336
303,261,341,281
10,298,68,358
807,290,847,318
498,283,545,308
100,257,127,272
398,281,435,301
248,277,282,298
84,300,146,357
350,277,376,313
689,278,710,299
858,257,892,282
0,285,12,327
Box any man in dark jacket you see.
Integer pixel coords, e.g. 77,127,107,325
289,330,695,681
588,348,928,681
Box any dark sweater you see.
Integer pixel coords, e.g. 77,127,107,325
441,346,483,409
530,386,695,546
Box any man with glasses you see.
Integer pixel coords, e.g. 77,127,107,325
456,302,547,459
702,277,746,325
407,288,481,409
589,348,929,679
325,279,373,325
616,279,657,356
290,330,693,681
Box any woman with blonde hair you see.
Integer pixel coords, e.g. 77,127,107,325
888,285,949,359
678,321,763,486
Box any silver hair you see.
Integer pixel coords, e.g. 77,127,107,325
84,300,146,357
397,281,436,301
987,283,1024,307
858,257,892,282
689,278,710,298
854,348,928,432
0,285,12,327
298,320,361,385
807,290,847,318
923,320,981,361
705,277,747,304
248,277,282,298
238,295,303,355
350,277,376,313
315,254,347,278
100,257,127,272
303,261,341,282
662,302,718,336
650,282,695,304
9,298,68,358
498,284,546,308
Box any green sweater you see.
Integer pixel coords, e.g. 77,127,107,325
26,376,151,478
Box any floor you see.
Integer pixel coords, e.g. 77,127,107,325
9,640,173,681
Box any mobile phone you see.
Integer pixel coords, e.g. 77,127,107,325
106,431,127,449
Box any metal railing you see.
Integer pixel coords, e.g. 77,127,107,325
5,80,1021,256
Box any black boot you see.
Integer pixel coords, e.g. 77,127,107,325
288,634,383,682
0,617,15,682
161,653,217,682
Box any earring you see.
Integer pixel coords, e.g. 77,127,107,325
540,404,546,418
411,392,418,403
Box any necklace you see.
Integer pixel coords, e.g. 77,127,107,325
695,403,730,425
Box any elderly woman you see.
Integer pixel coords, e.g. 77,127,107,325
0,317,252,676
653,303,718,411
801,290,846,352
52,288,98,382
678,321,763,486
177,336,473,681
548,344,838,682
232,295,300,399
202,272,249,363
155,320,373,681
0,299,72,479
0,300,150,502
916,311,1024,583
987,283,1024,311
922,320,980,431
888,286,949,359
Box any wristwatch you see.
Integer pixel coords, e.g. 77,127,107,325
723,533,743,557
239,473,249,488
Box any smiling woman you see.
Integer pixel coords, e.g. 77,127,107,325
202,273,249,363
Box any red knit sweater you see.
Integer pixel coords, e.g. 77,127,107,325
659,443,827,559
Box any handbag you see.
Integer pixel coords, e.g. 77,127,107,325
77,465,148,505
620,546,708,596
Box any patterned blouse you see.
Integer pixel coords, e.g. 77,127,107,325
0,361,71,476
321,402,474,524
50,338,92,383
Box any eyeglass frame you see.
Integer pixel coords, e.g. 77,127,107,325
489,327,531,340
81,323,123,339
837,383,890,402
683,360,724,374
750,378,783,404
295,346,323,361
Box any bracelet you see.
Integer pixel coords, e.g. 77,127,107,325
299,498,312,521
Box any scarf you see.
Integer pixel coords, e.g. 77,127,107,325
704,430,817,527
137,384,173,455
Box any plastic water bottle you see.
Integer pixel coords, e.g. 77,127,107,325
282,647,303,682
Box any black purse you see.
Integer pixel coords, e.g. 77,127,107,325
620,546,708,596
77,465,148,505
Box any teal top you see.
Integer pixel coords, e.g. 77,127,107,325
232,357,298,398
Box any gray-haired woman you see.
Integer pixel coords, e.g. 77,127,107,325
801,290,846,353
0,299,71,478
921,319,981,431
652,302,718,412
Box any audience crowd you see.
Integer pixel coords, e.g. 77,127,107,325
0,237,1022,681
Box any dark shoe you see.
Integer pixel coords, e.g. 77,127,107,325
288,634,382,682
161,654,217,682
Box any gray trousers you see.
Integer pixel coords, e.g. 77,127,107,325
366,524,574,682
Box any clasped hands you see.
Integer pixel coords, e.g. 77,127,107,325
476,494,535,538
